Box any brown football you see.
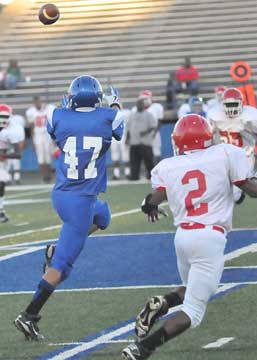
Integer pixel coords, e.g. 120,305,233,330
38,3,60,25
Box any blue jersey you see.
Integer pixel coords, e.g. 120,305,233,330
47,107,124,195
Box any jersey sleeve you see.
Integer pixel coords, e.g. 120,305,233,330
46,107,57,140
112,110,124,141
151,162,166,190
8,125,25,144
224,144,252,185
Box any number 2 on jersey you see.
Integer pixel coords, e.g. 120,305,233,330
63,136,102,180
182,170,208,216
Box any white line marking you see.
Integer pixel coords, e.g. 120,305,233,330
5,179,148,192
4,198,50,205
225,265,257,269
203,337,235,349
14,222,30,227
224,243,257,261
0,246,45,261
43,285,237,360
0,283,240,296
6,189,50,200
0,204,168,241
49,340,134,346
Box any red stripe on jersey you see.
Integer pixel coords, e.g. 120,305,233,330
233,179,247,186
157,186,166,191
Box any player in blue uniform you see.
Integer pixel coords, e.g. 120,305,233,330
188,96,207,117
14,75,124,340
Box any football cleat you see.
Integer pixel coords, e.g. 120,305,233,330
135,296,167,338
121,342,153,360
14,312,44,341
0,210,9,223
43,244,56,273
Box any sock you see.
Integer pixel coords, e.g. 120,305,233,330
164,292,183,308
0,197,4,211
140,327,168,351
124,167,130,176
26,279,55,315
113,167,120,178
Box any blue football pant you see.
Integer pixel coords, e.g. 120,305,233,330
51,191,96,280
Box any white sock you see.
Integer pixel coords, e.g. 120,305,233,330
0,197,4,211
124,167,130,176
113,168,120,178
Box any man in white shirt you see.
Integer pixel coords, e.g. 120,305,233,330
122,114,257,360
26,96,55,183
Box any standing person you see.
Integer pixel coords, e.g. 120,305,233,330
178,96,208,118
26,96,55,183
14,75,124,340
0,104,25,222
122,114,257,360
8,113,26,184
127,98,157,180
138,90,164,164
111,107,131,180
207,87,257,203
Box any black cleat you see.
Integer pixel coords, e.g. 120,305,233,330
135,296,168,338
14,312,44,341
122,342,153,360
0,210,9,223
43,244,56,273
235,192,245,205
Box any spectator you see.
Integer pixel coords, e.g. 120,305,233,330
174,56,199,95
126,98,157,180
166,71,176,109
111,108,131,180
5,60,22,90
0,64,6,90
26,96,55,183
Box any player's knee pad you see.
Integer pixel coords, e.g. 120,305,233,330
182,299,207,328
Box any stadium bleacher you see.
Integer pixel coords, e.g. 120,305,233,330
0,0,256,114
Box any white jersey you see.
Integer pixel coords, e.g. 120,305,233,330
10,114,25,128
26,104,55,136
207,105,257,162
207,98,220,110
0,123,25,150
151,144,251,232
178,102,208,118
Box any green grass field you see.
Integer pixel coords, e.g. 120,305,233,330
1,181,257,360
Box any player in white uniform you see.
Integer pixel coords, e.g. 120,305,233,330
0,104,25,222
178,96,208,118
26,96,55,183
122,114,257,360
135,90,164,163
207,85,226,110
8,113,26,184
207,87,257,203
111,108,131,179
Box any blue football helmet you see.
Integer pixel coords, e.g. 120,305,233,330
189,96,203,114
67,75,103,109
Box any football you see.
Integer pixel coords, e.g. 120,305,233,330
38,3,60,25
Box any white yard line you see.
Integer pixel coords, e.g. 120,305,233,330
0,282,248,297
43,284,236,360
49,340,134,347
0,246,45,261
224,243,257,261
202,337,235,349
0,204,169,241
6,189,50,200
4,198,50,205
6,179,149,192
225,265,257,269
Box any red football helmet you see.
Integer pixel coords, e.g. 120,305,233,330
172,114,213,155
214,85,226,102
0,104,12,129
222,88,243,118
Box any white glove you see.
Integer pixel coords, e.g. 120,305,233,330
104,86,121,109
